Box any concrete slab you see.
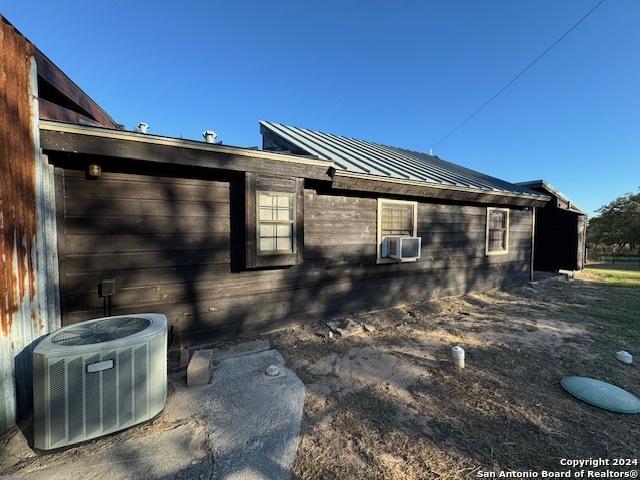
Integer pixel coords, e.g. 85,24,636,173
165,349,305,479
211,339,272,362
206,349,305,479
4,421,212,479
3,346,304,480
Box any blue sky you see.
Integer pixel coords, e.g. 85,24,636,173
3,1,638,215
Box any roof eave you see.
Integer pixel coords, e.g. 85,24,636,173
40,120,550,206
333,170,551,206
40,120,334,167
517,180,585,214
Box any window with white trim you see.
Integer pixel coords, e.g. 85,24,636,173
377,199,418,263
257,191,295,253
486,207,509,255
245,173,302,269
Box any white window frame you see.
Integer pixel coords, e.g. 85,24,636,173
376,198,418,264
486,207,510,256
256,190,296,255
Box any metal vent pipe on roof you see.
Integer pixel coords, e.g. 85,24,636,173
203,130,217,143
136,122,149,134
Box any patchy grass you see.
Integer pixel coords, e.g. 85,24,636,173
268,270,640,479
575,265,640,350
582,263,640,287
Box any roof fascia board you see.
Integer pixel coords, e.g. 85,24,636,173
517,180,584,214
334,170,550,205
40,120,334,167
40,124,334,182
556,206,587,216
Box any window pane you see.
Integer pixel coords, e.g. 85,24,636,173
259,224,275,237
489,210,505,229
276,224,292,237
381,203,413,236
277,208,292,220
258,193,274,208
487,209,507,252
259,238,275,251
277,195,290,208
489,230,504,250
276,237,291,251
259,207,274,221
257,191,295,254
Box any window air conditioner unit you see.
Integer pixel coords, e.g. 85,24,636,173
33,313,168,450
383,236,421,261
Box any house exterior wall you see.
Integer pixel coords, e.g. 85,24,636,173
53,158,532,344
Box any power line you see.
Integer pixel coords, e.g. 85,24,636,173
430,0,606,151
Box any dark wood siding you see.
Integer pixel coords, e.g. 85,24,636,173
55,165,532,343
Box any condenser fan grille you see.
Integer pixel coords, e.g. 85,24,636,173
51,316,151,346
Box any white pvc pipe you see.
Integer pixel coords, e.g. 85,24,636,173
452,346,465,369
616,351,633,365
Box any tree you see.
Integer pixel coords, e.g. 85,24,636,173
587,189,640,249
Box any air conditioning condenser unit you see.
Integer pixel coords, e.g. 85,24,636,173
33,313,167,450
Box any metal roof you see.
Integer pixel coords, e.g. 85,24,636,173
260,121,547,198
517,180,585,214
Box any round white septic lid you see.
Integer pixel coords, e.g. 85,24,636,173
561,376,640,414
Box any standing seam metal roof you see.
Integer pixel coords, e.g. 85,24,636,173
260,121,546,198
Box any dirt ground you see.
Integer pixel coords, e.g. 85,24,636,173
264,266,640,479
2,266,638,479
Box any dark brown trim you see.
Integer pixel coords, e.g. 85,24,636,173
39,98,104,127
41,129,334,182
331,174,548,208
295,177,304,265
53,167,67,320
245,173,303,269
245,172,257,269
35,49,119,128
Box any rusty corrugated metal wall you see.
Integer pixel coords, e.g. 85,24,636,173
0,17,59,433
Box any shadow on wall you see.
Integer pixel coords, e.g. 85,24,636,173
52,153,532,347
54,151,239,337
7,146,539,471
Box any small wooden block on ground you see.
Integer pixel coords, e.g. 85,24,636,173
187,349,213,387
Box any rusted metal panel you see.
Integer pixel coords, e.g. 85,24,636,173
0,15,37,433
0,16,36,339
0,17,60,433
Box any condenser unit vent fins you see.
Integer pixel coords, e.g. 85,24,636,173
34,314,167,450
